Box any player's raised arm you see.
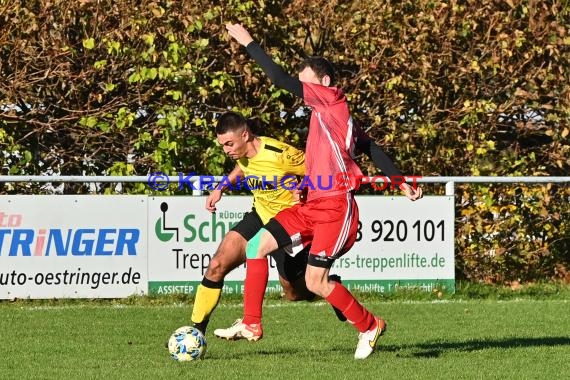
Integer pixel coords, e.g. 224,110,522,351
225,23,303,98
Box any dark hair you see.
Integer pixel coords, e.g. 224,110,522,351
298,56,336,86
215,111,248,135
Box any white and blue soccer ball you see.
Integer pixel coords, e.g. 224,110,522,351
167,326,207,361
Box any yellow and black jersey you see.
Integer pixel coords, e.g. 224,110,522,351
237,136,305,224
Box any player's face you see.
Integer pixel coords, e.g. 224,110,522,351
217,129,248,159
298,67,320,84
298,67,330,86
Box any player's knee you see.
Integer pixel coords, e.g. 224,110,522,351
305,276,326,297
245,230,262,259
204,256,229,281
246,228,275,258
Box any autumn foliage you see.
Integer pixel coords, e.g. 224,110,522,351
0,0,568,283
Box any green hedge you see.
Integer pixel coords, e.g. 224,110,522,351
1,0,568,282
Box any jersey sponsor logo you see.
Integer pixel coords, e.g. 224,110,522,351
246,177,276,190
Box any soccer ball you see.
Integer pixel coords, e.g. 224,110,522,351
167,326,207,361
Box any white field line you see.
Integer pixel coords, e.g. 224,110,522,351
8,298,568,311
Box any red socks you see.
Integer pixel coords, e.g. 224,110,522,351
326,281,376,332
242,258,268,325
242,260,375,333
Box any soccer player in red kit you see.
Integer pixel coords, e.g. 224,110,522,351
216,23,422,359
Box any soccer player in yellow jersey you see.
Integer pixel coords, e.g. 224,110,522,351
189,111,421,337
190,111,315,334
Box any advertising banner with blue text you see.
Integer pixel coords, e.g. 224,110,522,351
0,196,148,299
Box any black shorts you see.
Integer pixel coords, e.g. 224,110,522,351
231,209,309,281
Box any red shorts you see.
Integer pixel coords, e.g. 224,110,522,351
274,193,359,259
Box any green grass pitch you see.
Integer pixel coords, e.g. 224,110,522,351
1,298,569,379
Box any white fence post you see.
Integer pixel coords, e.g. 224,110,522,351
445,181,455,196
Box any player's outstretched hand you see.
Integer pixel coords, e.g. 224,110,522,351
400,183,423,201
205,190,223,212
226,23,254,46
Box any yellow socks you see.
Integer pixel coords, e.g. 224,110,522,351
191,283,222,326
